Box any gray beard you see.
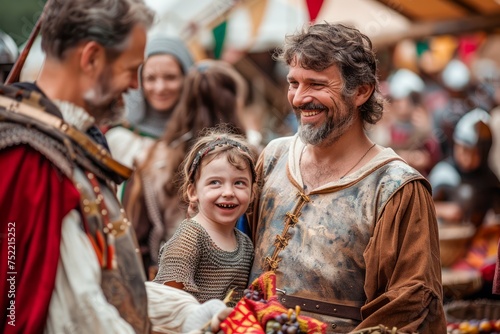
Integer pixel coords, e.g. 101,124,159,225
299,116,335,145
92,100,125,126
83,90,125,126
298,105,356,146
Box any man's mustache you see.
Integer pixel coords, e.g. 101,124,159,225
293,103,328,112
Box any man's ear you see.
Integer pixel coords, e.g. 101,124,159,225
354,84,375,107
79,41,106,76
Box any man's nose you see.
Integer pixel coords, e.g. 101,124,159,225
129,75,139,90
291,85,312,107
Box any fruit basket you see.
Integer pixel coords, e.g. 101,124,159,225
218,271,327,334
445,299,500,333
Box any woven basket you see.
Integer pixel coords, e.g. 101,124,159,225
441,268,483,300
445,299,500,323
439,222,476,267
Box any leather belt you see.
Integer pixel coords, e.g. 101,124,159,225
278,295,362,321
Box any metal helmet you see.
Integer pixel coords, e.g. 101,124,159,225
453,108,492,166
442,59,470,92
0,30,18,64
453,108,491,147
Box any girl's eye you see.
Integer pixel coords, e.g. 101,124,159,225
209,180,221,185
235,180,248,187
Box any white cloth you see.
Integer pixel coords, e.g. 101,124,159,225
106,126,155,169
106,126,155,200
146,282,227,334
45,210,136,333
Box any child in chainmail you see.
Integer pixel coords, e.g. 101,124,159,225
153,128,256,306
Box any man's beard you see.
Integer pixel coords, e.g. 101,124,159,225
295,98,356,146
83,73,125,126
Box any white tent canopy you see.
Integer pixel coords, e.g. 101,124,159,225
18,0,411,81
145,0,410,52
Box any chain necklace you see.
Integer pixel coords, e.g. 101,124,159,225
339,143,376,179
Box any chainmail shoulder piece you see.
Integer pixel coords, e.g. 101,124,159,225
154,219,254,304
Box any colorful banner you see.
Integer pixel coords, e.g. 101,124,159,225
247,0,268,41
305,0,324,23
212,21,228,59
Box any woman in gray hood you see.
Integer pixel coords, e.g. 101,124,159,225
106,35,194,169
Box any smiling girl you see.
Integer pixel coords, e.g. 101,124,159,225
153,129,256,304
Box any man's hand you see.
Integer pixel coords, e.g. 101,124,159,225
182,299,233,333
207,307,233,333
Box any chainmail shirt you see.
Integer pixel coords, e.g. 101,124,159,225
154,219,254,303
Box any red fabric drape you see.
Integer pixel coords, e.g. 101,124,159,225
0,145,80,333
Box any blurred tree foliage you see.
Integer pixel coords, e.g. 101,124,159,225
0,0,47,47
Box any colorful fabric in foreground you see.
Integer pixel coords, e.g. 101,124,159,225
220,271,326,334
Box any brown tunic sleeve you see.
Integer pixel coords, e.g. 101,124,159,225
358,180,447,333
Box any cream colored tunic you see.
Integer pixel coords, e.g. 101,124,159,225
250,135,446,333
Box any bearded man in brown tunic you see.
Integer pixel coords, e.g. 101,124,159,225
249,23,446,333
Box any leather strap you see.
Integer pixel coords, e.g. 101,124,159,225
0,94,133,180
278,295,362,321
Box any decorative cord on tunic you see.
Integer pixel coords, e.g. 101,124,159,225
264,191,310,272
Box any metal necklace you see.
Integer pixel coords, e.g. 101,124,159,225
339,143,376,179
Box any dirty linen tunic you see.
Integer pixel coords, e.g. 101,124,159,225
250,135,446,334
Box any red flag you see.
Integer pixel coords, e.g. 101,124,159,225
305,0,324,23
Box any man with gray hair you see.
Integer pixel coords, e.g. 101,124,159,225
0,0,228,333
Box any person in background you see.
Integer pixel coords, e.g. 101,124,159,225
106,35,194,169
429,108,500,228
371,68,441,176
430,109,500,295
432,58,474,159
249,23,446,333
153,129,255,305
124,59,248,279
0,0,231,332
